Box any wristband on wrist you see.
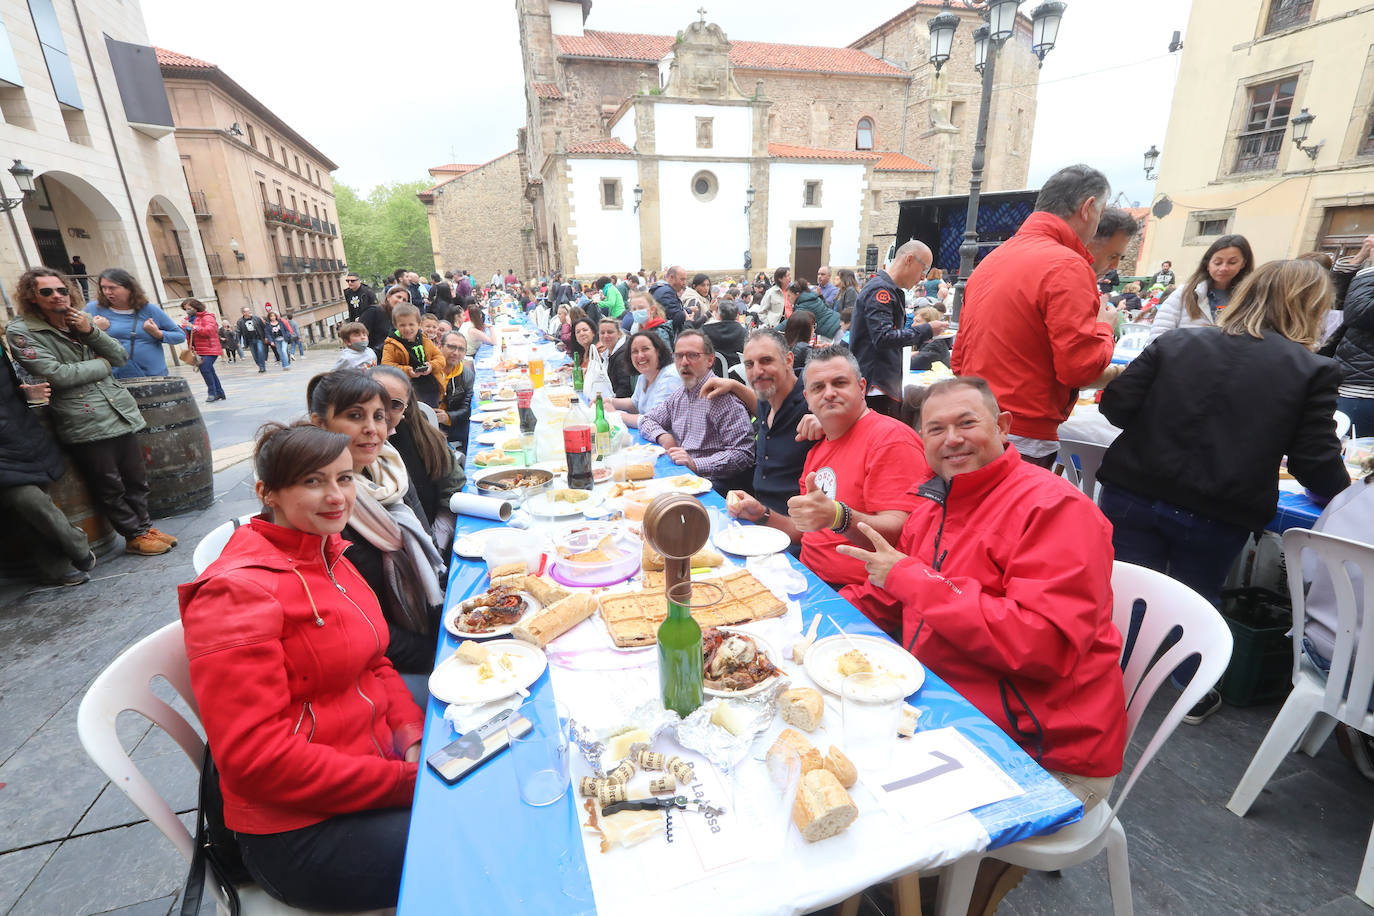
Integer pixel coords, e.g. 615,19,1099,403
831,500,843,530
760,507,771,524
837,502,853,534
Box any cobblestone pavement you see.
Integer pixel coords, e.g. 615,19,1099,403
2,349,1371,915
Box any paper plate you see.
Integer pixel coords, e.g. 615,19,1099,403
476,431,525,448
428,639,547,705
444,591,544,639
524,489,605,518
620,444,665,462
656,474,712,496
803,634,924,697
703,628,786,698
476,403,512,414
453,529,494,560
714,525,791,557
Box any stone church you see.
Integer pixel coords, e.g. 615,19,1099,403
422,0,1041,282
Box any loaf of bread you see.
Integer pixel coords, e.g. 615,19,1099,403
779,688,824,732
618,462,655,481
642,541,725,572
769,728,823,773
792,769,858,842
512,593,597,649
824,746,858,788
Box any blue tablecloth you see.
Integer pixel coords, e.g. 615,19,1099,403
398,322,1083,914
1268,489,1322,533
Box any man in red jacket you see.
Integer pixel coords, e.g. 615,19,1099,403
952,164,1119,468
840,377,1125,800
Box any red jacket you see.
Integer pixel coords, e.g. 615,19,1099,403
951,212,1114,441
185,311,223,356
178,517,424,834
842,447,1126,777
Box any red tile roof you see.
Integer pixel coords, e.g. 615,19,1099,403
874,151,934,172
532,82,564,100
767,143,878,162
557,30,906,78
565,138,634,155
430,163,479,175
155,48,214,70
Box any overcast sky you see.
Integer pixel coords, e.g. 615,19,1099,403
141,0,1192,207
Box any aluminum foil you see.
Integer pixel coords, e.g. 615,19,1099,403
675,679,788,771
571,699,679,775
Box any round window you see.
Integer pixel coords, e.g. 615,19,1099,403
690,170,719,202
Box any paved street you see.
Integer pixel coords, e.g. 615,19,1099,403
1,348,1372,915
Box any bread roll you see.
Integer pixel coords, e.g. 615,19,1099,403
489,562,526,579
824,746,858,789
454,640,489,665
769,728,823,774
779,688,824,732
512,593,598,648
622,462,655,481
521,574,571,607
642,541,725,573
792,769,858,842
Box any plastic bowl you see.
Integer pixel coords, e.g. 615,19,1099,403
482,528,543,579
550,522,642,586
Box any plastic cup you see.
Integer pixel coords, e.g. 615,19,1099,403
530,358,545,388
842,672,905,770
509,701,570,807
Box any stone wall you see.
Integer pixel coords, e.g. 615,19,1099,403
425,152,535,281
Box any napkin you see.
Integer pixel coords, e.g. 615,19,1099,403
443,695,523,735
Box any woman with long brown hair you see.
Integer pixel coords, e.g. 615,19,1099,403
1098,259,1352,723
85,267,186,378
367,364,465,535
1148,234,1254,341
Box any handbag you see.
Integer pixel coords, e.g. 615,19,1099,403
180,743,251,916
179,346,202,368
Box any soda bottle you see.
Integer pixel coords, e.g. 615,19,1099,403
563,425,594,490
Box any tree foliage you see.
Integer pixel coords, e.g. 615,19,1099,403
335,180,434,288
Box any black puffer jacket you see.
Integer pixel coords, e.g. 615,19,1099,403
0,348,66,488
1334,266,1374,386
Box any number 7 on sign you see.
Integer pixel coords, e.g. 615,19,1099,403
881,751,964,791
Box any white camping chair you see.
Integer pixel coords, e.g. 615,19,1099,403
1227,529,1374,803
192,515,255,576
934,562,1234,916
1335,410,1352,440
77,621,392,916
730,361,748,383
1056,438,1108,502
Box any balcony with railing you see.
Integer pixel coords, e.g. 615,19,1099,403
162,254,187,278
1233,128,1285,173
204,252,224,276
279,255,299,273
301,257,318,271
189,190,210,218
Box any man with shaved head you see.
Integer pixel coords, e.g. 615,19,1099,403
850,239,948,416
648,265,688,335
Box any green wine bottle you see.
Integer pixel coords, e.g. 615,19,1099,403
571,352,583,391
658,595,703,718
593,394,611,460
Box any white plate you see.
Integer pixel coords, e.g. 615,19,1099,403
714,524,791,557
444,590,544,639
620,444,665,462
524,489,605,518
703,627,785,698
476,431,524,447
655,474,712,496
453,529,493,560
428,639,547,705
803,634,925,697
477,403,513,414
493,394,517,402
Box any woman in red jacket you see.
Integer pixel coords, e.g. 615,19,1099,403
181,299,226,402
178,422,424,910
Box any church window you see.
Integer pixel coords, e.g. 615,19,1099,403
696,117,713,149
690,170,719,202
804,180,822,207
601,178,622,209
856,117,874,150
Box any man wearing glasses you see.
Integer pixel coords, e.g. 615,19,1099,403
850,240,948,418
637,330,754,495
344,273,376,323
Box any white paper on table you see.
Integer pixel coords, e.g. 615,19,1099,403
866,726,1024,831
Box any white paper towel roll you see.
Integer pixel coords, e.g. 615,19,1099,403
449,491,513,521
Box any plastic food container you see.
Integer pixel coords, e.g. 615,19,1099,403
482,529,544,579
549,522,642,586
623,489,656,521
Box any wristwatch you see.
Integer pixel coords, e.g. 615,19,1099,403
759,507,771,524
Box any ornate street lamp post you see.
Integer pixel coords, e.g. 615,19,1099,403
934,1,1064,324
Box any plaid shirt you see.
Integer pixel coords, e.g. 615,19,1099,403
639,374,755,480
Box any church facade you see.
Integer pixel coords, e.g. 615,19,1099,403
424,1,1041,281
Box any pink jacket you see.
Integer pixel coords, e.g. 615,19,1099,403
185,311,223,356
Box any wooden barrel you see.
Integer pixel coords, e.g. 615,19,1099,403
126,376,214,518
48,459,119,556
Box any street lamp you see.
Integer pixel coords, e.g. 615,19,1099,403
633,184,643,212
2,159,35,211
1290,107,1321,161
1143,145,1160,180
229,237,245,261
744,185,756,214
933,1,1066,325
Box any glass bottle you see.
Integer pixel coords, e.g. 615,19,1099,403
658,585,703,718
571,351,583,391
593,394,611,460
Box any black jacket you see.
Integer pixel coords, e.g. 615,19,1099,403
236,314,266,343
359,303,391,358
649,282,687,332
344,283,377,322
1333,266,1374,387
703,320,748,368
850,269,933,400
0,348,66,488
1098,327,1349,531
607,343,635,398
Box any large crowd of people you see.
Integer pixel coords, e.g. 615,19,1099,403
7,157,1372,913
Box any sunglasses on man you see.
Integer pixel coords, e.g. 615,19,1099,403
36,286,71,297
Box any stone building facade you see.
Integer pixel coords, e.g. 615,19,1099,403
420,150,536,283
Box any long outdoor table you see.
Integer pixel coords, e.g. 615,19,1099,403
398,321,1083,915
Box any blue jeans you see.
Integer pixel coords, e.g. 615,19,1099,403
272,339,291,367
1337,395,1374,439
290,337,305,357
197,354,225,399
249,339,267,370
1101,484,1250,687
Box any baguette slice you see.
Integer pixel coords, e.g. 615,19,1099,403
824,746,858,789
512,593,598,649
454,640,489,665
521,574,571,607
779,688,824,732
792,769,858,842
642,541,725,573
769,728,823,774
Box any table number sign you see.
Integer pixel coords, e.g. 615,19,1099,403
868,727,1024,831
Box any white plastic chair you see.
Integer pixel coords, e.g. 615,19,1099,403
1227,529,1374,813
77,621,392,916
1056,438,1108,502
1335,410,1352,440
934,562,1234,916
192,515,254,576
729,361,748,383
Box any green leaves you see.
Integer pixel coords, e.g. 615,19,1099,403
336,179,434,286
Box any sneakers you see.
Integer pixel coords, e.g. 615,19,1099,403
1183,688,1223,725
74,550,97,572
125,533,172,555
43,568,89,587
146,526,178,547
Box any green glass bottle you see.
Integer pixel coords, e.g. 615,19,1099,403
658,594,703,718
593,394,612,460
571,352,583,391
